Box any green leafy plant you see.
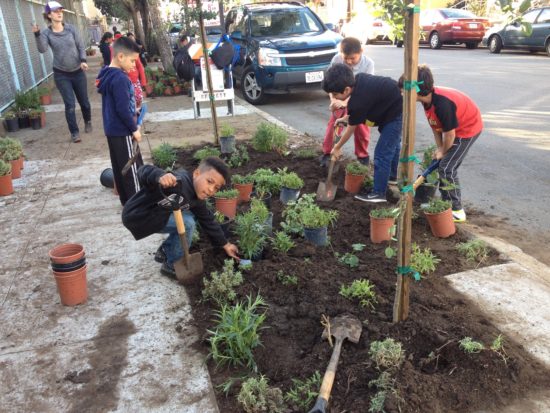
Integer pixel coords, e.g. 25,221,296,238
336,252,359,268
346,160,370,176
284,371,321,412
363,174,374,188
298,202,338,229
237,375,285,413
418,144,439,185
423,198,452,214
220,123,235,137
37,86,51,97
0,138,23,158
228,144,250,168
457,239,489,263
369,339,405,370
370,207,399,219
410,243,440,276
202,259,244,305
498,0,534,35
208,295,267,371
2,147,20,162
151,143,176,169
0,159,11,176
3,111,17,120
459,337,485,354
368,371,402,413
293,147,318,159
252,122,288,153
276,270,298,286
490,334,508,364
232,174,254,185
250,168,282,196
279,171,304,190
214,210,227,224
271,231,295,254
153,81,166,97
281,193,317,235
235,206,268,260
250,198,270,225
193,146,221,162
352,243,366,252
340,279,377,309
215,188,239,199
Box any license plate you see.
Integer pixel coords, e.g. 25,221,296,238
469,23,478,28
305,71,324,83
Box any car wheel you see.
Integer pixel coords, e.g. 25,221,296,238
488,35,502,54
395,39,403,48
429,32,442,49
546,40,550,57
241,66,266,105
465,42,479,49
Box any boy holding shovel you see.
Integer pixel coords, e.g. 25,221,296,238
122,158,239,278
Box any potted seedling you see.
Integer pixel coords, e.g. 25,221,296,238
369,207,398,243
422,198,456,238
38,86,52,105
234,208,268,261
214,188,239,219
3,111,19,133
279,170,304,205
2,147,22,179
214,210,234,239
0,138,24,171
298,201,338,246
219,123,236,154
344,161,370,194
415,145,439,204
250,198,272,235
29,109,42,130
232,174,254,203
0,159,13,196
17,109,30,129
250,168,282,209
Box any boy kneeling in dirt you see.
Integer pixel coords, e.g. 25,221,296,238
122,157,239,278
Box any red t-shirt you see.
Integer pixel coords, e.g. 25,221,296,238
424,87,482,138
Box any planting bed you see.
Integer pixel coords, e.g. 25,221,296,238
175,144,550,412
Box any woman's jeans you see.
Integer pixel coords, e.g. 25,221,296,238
373,114,403,195
54,70,91,134
159,211,196,266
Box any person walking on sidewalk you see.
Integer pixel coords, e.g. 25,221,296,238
399,64,482,222
323,63,403,203
320,37,374,168
96,37,143,206
99,32,113,66
122,159,240,278
32,1,92,143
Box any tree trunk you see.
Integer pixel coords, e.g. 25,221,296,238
137,0,157,58
218,0,225,33
132,10,145,43
147,0,174,71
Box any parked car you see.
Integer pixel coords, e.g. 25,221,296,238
366,18,392,44
341,16,392,45
420,8,490,49
482,7,550,56
225,2,341,104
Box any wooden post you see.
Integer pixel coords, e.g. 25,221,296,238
197,0,220,145
393,0,420,323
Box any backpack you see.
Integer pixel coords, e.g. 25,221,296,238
173,47,195,81
211,34,235,70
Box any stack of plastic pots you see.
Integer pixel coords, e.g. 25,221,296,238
48,243,88,306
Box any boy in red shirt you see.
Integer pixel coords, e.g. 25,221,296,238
400,64,482,222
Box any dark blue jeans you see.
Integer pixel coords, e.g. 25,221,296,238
373,114,402,194
158,211,196,266
54,70,91,134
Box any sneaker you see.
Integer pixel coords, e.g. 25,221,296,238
388,176,398,185
452,209,467,223
357,156,370,166
154,245,167,263
354,191,387,203
160,262,176,278
84,121,93,133
71,133,81,143
319,153,330,168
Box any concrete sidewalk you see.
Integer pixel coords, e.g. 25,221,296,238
1,60,549,412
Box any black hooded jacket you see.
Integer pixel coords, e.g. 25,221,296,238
122,165,227,246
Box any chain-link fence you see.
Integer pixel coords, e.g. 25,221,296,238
0,0,90,112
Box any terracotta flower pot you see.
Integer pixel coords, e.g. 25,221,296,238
17,156,24,171
9,160,21,179
173,85,181,94
40,94,52,105
53,265,88,306
344,172,365,194
215,197,238,219
234,183,253,203
0,173,14,196
370,217,395,243
49,243,85,265
145,84,154,96
164,87,173,96
424,208,456,238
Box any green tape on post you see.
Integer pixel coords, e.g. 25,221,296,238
399,155,421,164
403,80,424,93
397,266,421,281
407,4,421,14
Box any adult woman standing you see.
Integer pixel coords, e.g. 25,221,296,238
32,1,92,143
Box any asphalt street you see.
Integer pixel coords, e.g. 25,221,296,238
237,45,550,233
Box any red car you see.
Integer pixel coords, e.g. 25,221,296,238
420,8,490,49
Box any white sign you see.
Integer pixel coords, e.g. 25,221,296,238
306,71,324,83
200,57,225,91
193,88,235,102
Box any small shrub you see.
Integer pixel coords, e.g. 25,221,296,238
410,243,441,276
363,174,374,188
235,208,268,259
336,252,359,268
220,123,235,137
250,198,270,224
193,146,221,162
457,239,489,263
250,168,282,196
370,207,399,219
284,371,321,412
281,193,317,235
202,259,244,305
232,174,254,185
2,147,20,162
237,375,285,413
459,337,485,354
299,202,338,229
490,334,508,363
293,147,318,159
252,122,288,153
0,159,11,176
214,210,226,224
340,279,377,309
276,270,298,286
152,143,176,169
208,295,267,371
369,391,387,413
368,371,401,413
369,339,405,370
228,144,250,168
271,231,295,254
280,171,304,190
346,161,370,175
215,188,239,199
423,198,452,214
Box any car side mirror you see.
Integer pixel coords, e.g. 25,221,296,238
231,31,243,40
325,23,335,31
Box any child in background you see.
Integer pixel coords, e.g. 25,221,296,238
320,37,374,167
99,32,113,66
96,37,143,206
126,33,147,109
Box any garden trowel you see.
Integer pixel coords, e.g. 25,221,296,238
308,314,362,413
413,159,440,190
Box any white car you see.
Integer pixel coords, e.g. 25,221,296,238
341,17,391,45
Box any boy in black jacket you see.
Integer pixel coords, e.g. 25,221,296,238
96,36,142,206
122,157,239,278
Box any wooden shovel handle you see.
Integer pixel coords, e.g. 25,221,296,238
308,337,343,413
413,175,425,190
173,209,191,265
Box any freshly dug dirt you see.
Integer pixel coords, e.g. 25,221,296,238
175,144,550,413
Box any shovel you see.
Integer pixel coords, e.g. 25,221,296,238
413,159,440,190
316,156,338,202
121,104,148,176
308,314,363,413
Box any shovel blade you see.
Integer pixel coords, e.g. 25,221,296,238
174,253,204,285
316,181,337,202
322,314,362,343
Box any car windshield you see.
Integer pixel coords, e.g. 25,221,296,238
442,9,476,19
250,9,323,37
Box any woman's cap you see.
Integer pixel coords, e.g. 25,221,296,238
45,1,63,13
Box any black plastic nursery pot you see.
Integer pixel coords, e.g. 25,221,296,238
251,191,272,210
5,118,19,132
18,115,30,129
303,226,328,246
30,117,41,130
279,187,300,205
100,168,115,189
219,135,235,154
414,183,437,204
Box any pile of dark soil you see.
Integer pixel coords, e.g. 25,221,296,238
174,144,549,413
